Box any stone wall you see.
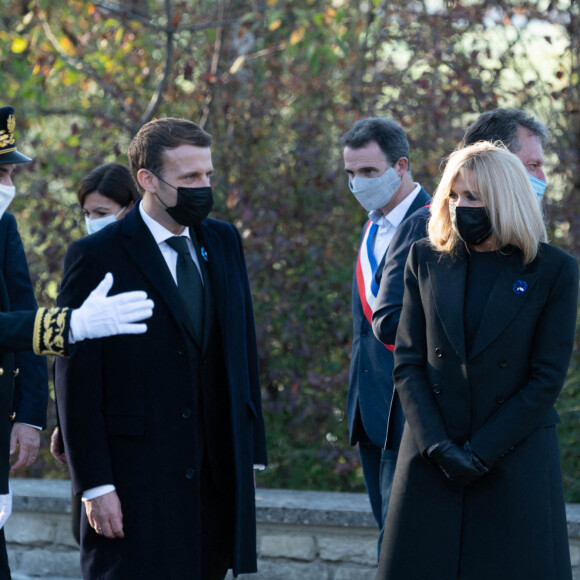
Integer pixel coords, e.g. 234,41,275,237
4,480,580,580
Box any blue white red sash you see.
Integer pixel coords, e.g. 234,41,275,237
356,220,394,352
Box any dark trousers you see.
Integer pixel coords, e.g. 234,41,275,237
358,430,397,558
71,486,82,545
0,529,11,580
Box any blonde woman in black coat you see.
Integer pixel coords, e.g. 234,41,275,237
377,141,577,580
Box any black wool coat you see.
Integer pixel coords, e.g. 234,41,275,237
55,205,266,579
377,240,578,580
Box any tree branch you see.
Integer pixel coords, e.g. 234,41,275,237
138,0,174,129
199,0,228,128
93,0,244,33
37,5,121,105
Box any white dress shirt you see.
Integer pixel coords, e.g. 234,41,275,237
368,183,422,264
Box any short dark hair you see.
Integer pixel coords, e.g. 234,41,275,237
340,117,410,169
128,117,212,187
77,162,140,208
461,108,549,153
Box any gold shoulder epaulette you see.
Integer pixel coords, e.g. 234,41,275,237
33,307,71,357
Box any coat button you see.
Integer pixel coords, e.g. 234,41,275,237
0,368,4,376
362,368,369,373
496,396,506,404
435,348,444,359
8,412,15,421
498,360,509,368
181,407,192,419
185,468,196,480
360,329,368,337
12,368,19,377
433,384,442,394
177,346,185,355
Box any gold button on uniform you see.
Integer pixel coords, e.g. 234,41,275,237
8,413,15,421
13,368,19,377
0,368,4,376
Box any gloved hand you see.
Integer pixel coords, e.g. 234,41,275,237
428,439,488,487
0,491,12,529
70,273,154,343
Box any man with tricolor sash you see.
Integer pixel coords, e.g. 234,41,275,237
342,118,430,552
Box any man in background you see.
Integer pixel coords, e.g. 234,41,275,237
342,117,430,550
373,107,549,344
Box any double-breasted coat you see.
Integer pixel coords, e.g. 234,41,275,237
377,239,578,580
55,204,266,579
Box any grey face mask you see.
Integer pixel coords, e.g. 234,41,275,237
349,167,402,212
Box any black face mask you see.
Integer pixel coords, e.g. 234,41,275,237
450,205,493,246
152,172,214,226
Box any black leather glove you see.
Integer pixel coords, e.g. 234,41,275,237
428,439,488,487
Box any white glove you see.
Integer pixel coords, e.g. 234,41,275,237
70,273,154,343
0,491,12,529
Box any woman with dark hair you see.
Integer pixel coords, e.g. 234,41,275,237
79,163,139,235
377,141,577,580
52,162,141,541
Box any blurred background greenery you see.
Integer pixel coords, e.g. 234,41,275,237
1,0,579,499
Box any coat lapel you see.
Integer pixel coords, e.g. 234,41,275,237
121,206,200,345
427,249,468,362
376,187,431,286
194,222,229,354
469,250,539,359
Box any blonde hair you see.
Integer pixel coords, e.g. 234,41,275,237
428,141,547,263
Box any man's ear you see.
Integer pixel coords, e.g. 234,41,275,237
394,156,408,177
137,168,157,193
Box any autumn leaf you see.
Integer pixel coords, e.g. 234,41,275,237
11,38,28,54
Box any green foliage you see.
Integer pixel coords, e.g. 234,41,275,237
1,0,579,498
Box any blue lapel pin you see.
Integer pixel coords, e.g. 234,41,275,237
513,280,527,295
201,246,208,262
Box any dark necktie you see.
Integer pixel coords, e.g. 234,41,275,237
166,236,204,340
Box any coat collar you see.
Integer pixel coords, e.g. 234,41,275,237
375,186,431,279
120,205,203,345
426,245,539,361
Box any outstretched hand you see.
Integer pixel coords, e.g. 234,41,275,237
70,273,155,343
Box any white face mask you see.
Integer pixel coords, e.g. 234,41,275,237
0,184,16,219
85,206,125,235
348,167,402,212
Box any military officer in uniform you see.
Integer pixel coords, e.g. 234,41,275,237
0,102,154,580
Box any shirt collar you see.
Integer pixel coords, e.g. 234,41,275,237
369,183,422,229
138,202,191,245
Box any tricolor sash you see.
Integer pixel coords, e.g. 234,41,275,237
356,220,394,352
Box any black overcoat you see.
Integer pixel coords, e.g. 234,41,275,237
377,240,578,580
0,213,48,430
55,205,267,579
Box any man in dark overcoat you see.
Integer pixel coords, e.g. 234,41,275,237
0,105,51,577
55,117,267,579
342,118,430,547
